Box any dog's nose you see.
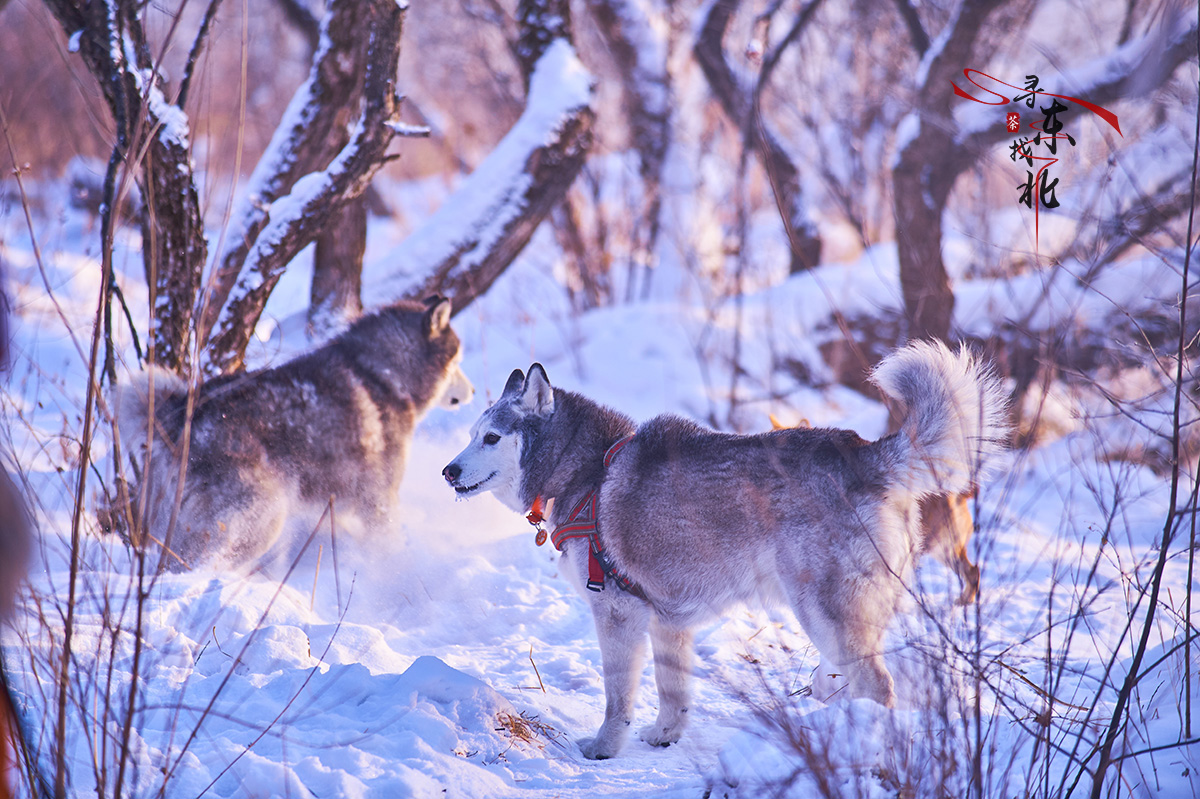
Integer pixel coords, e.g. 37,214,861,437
443,463,461,483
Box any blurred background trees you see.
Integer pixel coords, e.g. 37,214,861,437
1,5,1196,796
1,0,1196,386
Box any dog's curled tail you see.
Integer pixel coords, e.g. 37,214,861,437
871,340,1010,498
114,366,188,453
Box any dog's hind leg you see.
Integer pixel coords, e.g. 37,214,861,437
921,493,979,605
580,595,650,760
640,615,693,748
791,585,897,708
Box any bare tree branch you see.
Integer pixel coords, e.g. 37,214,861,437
1086,22,1199,790
756,0,822,84
891,0,930,55
368,0,596,315
177,0,224,110
201,0,408,375
1074,167,1200,279
199,0,379,349
585,0,671,297
45,0,208,375
695,0,822,273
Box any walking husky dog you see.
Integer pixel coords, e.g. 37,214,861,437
443,340,1007,759
119,296,473,571
770,415,981,606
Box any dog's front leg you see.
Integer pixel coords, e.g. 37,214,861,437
640,614,693,747
580,594,649,760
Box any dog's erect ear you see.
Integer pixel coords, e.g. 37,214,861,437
423,297,452,337
518,363,554,417
501,368,525,398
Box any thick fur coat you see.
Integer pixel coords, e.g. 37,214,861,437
444,341,1008,758
119,297,472,571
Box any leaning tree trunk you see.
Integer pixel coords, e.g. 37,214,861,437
44,0,207,375
367,0,596,314
200,0,416,375
695,0,822,274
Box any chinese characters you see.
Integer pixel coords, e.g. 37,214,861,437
1009,75,1076,212
950,68,1116,255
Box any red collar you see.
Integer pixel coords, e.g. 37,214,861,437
526,434,636,592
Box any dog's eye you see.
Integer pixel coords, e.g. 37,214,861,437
483,433,501,445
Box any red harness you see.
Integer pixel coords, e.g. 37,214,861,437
526,434,636,592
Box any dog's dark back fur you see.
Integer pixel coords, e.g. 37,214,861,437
120,298,466,569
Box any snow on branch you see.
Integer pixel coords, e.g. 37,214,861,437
366,37,595,313
200,0,407,375
199,0,386,359
45,0,207,374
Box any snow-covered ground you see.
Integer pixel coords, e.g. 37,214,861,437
1,177,1197,798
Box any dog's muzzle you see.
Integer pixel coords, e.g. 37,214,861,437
442,463,495,495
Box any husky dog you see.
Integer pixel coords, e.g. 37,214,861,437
118,296,473,571
770,416,980,606
443,341,1007,759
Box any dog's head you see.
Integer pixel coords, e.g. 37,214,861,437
421,296,474,411
436,352,474,411
442,363,554,511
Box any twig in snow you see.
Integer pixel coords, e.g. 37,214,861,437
528,644,545,693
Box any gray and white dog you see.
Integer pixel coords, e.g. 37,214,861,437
443,340,1008,759
119,296,473,571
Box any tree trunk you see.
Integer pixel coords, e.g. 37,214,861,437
890,0,1008,343
44,0,207,375
892,139,957,342
586,0,671,296
309,196,366,338
695,0,822,274
200,0,378,358
201,0,410,375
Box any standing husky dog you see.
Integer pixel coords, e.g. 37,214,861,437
443,341,1007,759
119,296,473,571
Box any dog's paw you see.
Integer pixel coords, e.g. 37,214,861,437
579,735,619,760
639,720,683,748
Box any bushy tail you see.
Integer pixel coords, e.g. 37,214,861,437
114,366,188,454
871,340,1010,498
